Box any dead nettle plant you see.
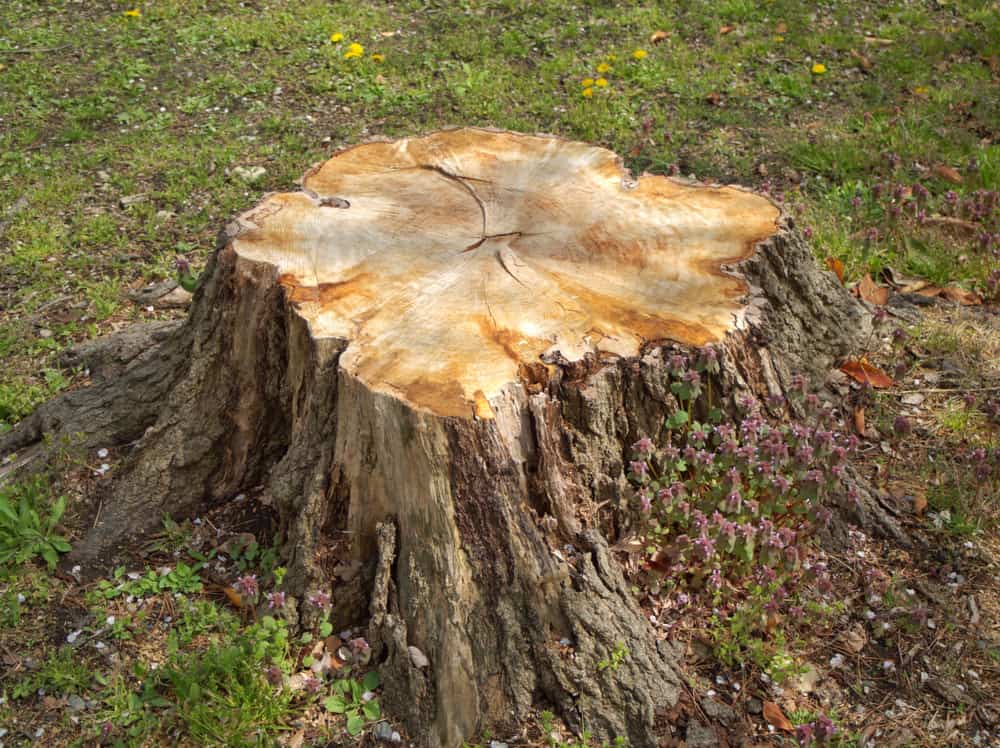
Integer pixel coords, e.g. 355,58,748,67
623,347,856,680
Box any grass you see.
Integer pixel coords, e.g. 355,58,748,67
0,1,999,746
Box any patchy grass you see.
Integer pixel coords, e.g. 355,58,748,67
1,1,999,746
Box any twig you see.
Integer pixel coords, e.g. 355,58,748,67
0,45,71,56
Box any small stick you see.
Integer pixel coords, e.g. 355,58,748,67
891,385,1000,395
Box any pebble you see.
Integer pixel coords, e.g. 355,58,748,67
373,721,395,742
488,742,509,748
67,694,87,712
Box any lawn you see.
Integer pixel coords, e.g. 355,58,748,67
0,1,998,746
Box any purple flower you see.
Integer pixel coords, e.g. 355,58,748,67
303,676,323,693
693,533,715,560
662,444,680,461
708,568,722,589
893,415,911,436
349,637,370,652
629,460,649,477
264,666,283,685
696,450,714,468
308,591,331,610
266,591,286,610
638,489,652,513
772,474,790,494
234,574,259,598
632,437,655,455
814,714,837,740
725,490,742,513
796,722,815,747
668,354,688,375
683,370,701,386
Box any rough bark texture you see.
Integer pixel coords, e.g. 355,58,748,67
0,129,883,747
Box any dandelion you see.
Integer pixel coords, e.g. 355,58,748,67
581,87,594,98
344,42,364,60
123,8,141,17
371,53,385,62
330,32,344,42
596,62,611,73
632,49,648,60
595,77,608,88
811,62,827,75
581,77,595,87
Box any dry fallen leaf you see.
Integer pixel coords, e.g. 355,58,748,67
826,256,845,283
705,91,723,106
853,273,890,305
923,215,980,238
850,48,873,70
775,22,788,34
864,36,895,46
650,30,670,44
840,359,894,388
853,406,867,436
719,25,735,35
223,586,243,609
933,164,963,184
939,286,982,305
763,701,794,732
914,492,928,516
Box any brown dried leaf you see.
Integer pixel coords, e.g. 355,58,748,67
933,164,963,184
982,55,999,74
856,273,890,305
763,701,794,732
826,256,845,282
650,30,670,44
849,48,873,70
913,492,928,517
719,25,735,35
853,406,866,436
840,359,894,388
863,36,895,46
775,22,788,34
939,286,982,305
223,586,243,609
841,623,868,653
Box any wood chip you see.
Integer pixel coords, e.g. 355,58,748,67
650,30,670,44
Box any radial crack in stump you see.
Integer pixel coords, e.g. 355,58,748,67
232,129,780,419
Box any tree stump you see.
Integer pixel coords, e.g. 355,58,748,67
0,129,874,747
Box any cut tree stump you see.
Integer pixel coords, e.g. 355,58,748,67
1,129,880,747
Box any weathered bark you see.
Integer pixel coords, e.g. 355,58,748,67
1,129,880,747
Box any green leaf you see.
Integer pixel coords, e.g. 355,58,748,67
346,714,365,736
48,495,66,530
362,670,380,691
319,620,333,637
665,410,689,430
50,536,71,553
40,546,58,569
362,699,381,721
324,695,347,714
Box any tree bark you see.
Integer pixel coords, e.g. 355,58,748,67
0,129,880,747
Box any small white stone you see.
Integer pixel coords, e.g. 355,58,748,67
97,448,109,458
67,629,82,644
830,654,845,668
106,615,116,625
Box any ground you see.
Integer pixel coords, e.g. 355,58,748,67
0,1,998,746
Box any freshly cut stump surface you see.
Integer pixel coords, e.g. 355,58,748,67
2,129,877,748
233,129,780,418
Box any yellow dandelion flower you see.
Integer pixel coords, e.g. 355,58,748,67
774,35,784,42
913,85,929,96
632,49,647,60
606,54,617,61
581,77,595,87
582,87,594,98
596,62,611,73
595,77,608,87
330,32,344,43
344,42,364,59
371,53,385,62
811,62,827,75
123,7,140,17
